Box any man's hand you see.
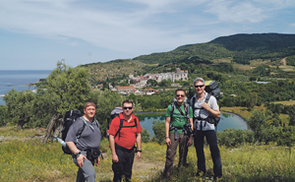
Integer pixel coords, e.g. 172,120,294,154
136,151,141,159
77,154,87,167
165,137,171,146
187,136,193,146
202,102,211,111
96,156,101,166
112,154,119,163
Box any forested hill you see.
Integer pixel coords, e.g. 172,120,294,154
209,33,295,51
84,33,295,83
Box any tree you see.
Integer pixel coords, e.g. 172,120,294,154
141,128,150,143
248,110,271,142
287,105,295,126
0,105,8,127
41,60,92,143
152,120,165,145
245,92,258,111
3,89,36,128
146,79,158,87
94,90,125,137
158,79,171,87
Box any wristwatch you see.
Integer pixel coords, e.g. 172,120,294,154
75,151,81,157
136,150,142,153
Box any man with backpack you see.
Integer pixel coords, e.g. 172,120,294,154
108,99,142,182
65,102,101,182
163,88,194,178
190,77,222,179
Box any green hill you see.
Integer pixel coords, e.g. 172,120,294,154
83,33,295,83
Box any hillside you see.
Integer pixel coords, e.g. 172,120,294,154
83,33,295,83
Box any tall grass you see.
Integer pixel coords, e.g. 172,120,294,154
1,127,295,181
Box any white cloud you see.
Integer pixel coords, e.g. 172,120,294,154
205,0,267,23
0,0,294,68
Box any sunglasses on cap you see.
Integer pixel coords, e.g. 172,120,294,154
194,85,204,88
123,107,133,110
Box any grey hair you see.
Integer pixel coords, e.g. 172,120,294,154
193,77,205,85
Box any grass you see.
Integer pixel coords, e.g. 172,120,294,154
221,106,252,120
1,126,295,181
279,65,295,72
272,100,295,106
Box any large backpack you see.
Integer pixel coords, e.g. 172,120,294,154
108,107,138,139
205,81,220,101
60,110,83,154
192,81,221,126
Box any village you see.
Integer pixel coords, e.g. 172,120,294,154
105,68,188,96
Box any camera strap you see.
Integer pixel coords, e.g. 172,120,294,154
176,103,189,122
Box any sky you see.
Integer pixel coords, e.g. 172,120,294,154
0,0,295,70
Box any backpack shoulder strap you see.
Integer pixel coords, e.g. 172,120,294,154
134,118,137,128
114,117,124,139
205,93,212,103
76,117,87,140
185,102,190,118
170,102,175,118
192,97,196,111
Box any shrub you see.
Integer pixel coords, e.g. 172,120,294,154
152,120,165,145
272,126,295,147
217,129,254,147
141,128,151,143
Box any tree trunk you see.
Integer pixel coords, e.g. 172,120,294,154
41,114,59,143
52,118,64,138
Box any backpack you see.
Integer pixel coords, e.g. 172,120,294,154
192,81,221,126
108,107,138,139
111,107,124,119
205,81,220,100
60,110,82,154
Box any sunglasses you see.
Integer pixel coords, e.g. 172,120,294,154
123,107,133,110
194,85,204,88
176,95,185,97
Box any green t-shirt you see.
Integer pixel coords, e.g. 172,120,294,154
165,103,193,134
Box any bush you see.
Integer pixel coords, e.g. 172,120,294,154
141,128,150,143
217,129,254,147
151,120,165,145
272,126,295,147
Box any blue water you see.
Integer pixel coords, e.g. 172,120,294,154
0,70,51,105
138,113,248,137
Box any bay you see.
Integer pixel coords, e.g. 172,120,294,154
0,70,51,105
136,112,248,137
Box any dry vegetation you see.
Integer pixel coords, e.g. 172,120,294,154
86,60,147,83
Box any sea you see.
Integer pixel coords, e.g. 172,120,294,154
0,70,51,105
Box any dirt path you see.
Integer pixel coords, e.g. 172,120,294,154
281,57,287,65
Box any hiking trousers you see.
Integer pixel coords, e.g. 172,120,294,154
112,144,135,182
73,150,96,182
163,133,188,177
194,130,222,178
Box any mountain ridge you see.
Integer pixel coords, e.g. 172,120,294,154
83,33,295,83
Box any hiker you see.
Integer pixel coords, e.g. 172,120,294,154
65,102,101,182
108,99,142,182
190,77,222,179
163,88,194,178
